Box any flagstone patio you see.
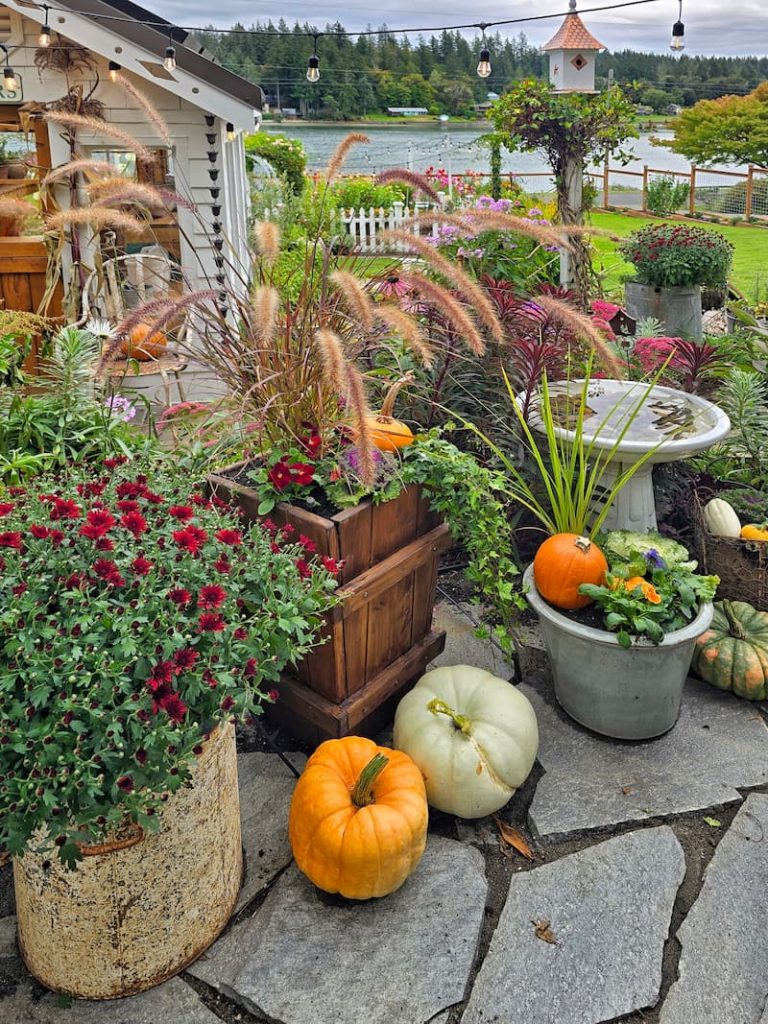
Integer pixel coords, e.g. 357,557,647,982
2,599,768,1024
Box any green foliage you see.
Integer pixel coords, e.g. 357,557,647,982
0,461,338,865
619,223,733,288
330,177,407,210
245,132,307,195
646,175,690,216
669,84,768,168
698,370,768,489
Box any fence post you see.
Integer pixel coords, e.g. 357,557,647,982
603,156,610,210
745,166,754,220
641,165,649,212
689,167,696,216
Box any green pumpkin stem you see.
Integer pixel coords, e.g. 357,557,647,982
722,600,748,641
351,753,389,807
427,698,472,735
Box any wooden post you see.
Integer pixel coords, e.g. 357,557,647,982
689,166,697,216
559,156,583,290
641,165,649,212
603,153,610,210
745,166,754,220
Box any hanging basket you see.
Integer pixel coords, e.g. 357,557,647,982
13,722,242,1000
693,493,768,612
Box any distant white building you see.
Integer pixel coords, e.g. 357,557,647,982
387,107,428,116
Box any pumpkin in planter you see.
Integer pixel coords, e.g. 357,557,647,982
119,324,168,361
533,533,608,610
366,375,415,452
393,665,539,818
288,736,428,899
692,600,768,701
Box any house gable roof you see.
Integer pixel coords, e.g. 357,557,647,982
541,13,606,51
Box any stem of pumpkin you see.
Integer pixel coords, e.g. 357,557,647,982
379,372,414,419
351,753,389,807
722,600,748,640
427,698,472,734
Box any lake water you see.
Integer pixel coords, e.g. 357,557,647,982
261,122,730,187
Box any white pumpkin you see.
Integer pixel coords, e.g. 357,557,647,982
393,665,539,819
703,498,741,538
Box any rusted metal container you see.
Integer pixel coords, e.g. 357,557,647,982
13,722,242,1000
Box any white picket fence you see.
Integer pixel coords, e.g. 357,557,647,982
262,200,445,253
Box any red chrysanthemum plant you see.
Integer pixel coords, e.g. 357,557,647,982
0,460,338,868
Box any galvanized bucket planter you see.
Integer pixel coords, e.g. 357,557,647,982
13,722,242,1000
524,566,714,740
624,281,703,340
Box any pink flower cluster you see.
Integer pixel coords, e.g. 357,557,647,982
633,336,684,373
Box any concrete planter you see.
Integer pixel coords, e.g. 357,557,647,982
524,566,713,740
13,722,242,1000
624,281,703,340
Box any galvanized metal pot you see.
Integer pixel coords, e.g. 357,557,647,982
624,281,703,340
13,722,242,1000
524,566,714,740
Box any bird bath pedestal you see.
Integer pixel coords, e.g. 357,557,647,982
530,380,730,532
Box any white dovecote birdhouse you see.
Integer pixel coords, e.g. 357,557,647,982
542,0,606,93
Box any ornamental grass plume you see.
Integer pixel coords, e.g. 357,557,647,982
44,111,154,162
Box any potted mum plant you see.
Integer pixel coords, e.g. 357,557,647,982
0,457,336,999
620,223,733,340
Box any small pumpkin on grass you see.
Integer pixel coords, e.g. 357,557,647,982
366,375,415,452
692,600,768,701
393,665,539,819
288,736,428,900
533,533,608,610
119,324,167,361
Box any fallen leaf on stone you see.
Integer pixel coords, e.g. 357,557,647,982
620,785,633,795
494,814,535,860
703,817,721,828
531,918,558,945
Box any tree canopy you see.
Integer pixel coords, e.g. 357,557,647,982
668,84,768,167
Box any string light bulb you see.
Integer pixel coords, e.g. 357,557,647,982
307,36,320,83
476,26,491,78
108,60,121,82
38,6,51,47
226,122,236,142
1,47,16,93
164,33,177,72
670,0,685,50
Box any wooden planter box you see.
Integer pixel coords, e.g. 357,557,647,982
208,467,451,743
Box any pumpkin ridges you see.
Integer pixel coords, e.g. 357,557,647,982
693,600,768,701
533,533,608,610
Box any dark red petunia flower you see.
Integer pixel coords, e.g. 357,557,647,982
168,505,194,521
173,648,199,671
290,462,316,487
267,459,293,492
116,775,134,792
198,584,226,609
198,612,226,633
131,555,153,576
0,532,23,550
168,587,192,606
215,529,242,547
120,511,148,538
0,502,14,517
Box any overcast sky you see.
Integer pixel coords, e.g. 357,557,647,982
150,0,768,57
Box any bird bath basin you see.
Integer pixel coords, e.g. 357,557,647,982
525,379,730,531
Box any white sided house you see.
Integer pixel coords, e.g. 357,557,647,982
0,0,261,322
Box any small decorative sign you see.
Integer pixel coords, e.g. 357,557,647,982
0,77,22,102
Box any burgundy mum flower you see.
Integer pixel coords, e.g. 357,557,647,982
131,555,154,576
198,612,226,633
135,749,148,765
0,502,14,517
48,528,64,547
120,511,148,538
30,524,50,539
173,648,199,671
104,455,129,468
298,534,317,554
198,584,226,609
213,557,231,574
116,775,134,792
0,532,23,550
220,695,235,711
159,693,188,724
322,556,341,576
215,529,242,547
116,500,141,514
168,587,192,606
295,558,312,579
95,537,115,552
12,582,27,596
50,498,81,521
168,505,194,521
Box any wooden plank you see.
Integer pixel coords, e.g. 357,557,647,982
370,484,420,563
410,555,438,644
364,573,414,682
1,272,33,316
339,524,452,618
334,502,373,584
271,672,348,735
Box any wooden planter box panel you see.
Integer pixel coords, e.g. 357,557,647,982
208,468,449,740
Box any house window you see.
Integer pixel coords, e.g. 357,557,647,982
89,149,138,178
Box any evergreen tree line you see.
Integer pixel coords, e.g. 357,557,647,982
195,21,768,118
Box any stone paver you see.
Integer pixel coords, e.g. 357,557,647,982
190,836,487,1024
0,917,15,958
462,827,685,1024
431,602,514,678
236,750,306,911
660,793,768,1024
0,978,220,1024
523,678,768,840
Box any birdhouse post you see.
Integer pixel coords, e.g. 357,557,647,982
541,0,606,289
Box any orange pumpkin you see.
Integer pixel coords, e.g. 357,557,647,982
366,375,415,452
119,324,167,361
533,533,608,610
741,524,768,542
288,736,428,900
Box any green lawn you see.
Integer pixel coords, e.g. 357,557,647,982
589,211,768,302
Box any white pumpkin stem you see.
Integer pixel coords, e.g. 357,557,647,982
351,753,389,807
427,698,471,735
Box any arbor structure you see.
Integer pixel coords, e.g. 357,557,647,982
669,83,768,167
490,78,636,302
